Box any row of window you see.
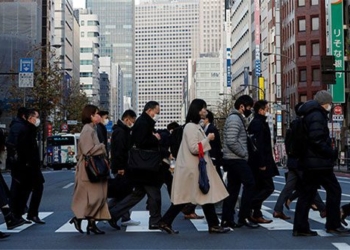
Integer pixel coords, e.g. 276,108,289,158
81,32,99,38
299,42,319,56
80,20,99,26
298,0,319,7
298,16,319,32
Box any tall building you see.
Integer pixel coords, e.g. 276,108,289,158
86,0,135,102
135,0,200,128
76,8,100,105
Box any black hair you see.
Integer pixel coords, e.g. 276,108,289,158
98,110,109,116
25,108,39,120
81,104,99,124
234,95,254,110
121,109,137,120
206,110,214,123
253,100,268,113
17,107,28,118
143,101,159,112
186,99,207,124
167,121,180,131
294,102,304,116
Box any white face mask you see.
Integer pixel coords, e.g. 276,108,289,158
325,105,332,112
103,119,109,125
127,123,134,128
153,114,159,122
35,118,41,127
265,112,270,117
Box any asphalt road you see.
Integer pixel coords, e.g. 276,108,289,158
1,168,350,249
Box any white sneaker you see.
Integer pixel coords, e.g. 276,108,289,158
121,219,141,227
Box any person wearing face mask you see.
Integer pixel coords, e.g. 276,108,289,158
247,100,279,225
109,101,164,230
97,110,110,159
220,95,259,230
293,90,348,236
13,109,46,224
108,109,140,228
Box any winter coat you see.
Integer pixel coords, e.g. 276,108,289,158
6,117,27,156
222,109,249,160
297,100,336,170
97,122,109,159
204,123,223,166
15,121,44,185
129,112,162,185
171,123,228,205
248,114,279,178
110,120,133,174
71,123,111,220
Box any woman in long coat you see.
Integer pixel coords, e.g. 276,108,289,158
71,104,111,234
158,99,229,234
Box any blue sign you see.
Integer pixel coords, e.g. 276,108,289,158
255,59,261,76
106,120,113,133
227,59,231,87
244,67,249,87
19,58,34,73
277,114,282,123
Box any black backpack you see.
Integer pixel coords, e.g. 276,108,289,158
169,125,184,158
285,115,308,158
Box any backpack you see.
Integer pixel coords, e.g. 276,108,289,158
169,125,184,158
285,115,308,158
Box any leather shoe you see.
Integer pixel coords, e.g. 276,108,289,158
209,226,230,234
221,220,238,230
0,231,10,239
326,226,350,235
149,224,160,230
293,230,318,236
250,216,273,224
158,222,179,234
27,216,45,224
184,213,204,220
284,199,291,210
341,209,348,226
319,210,326,219
6,216,26,230
273,211,291,220
108,219,121,230
237,218,259,228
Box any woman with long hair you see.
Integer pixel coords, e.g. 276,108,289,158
158,99,229,234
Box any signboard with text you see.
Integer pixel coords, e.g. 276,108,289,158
330,0,345,103
19,58,34,88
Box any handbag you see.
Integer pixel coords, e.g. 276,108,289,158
107,174,133,199
198,142,210,194
84,154,110,183
128,147,162,172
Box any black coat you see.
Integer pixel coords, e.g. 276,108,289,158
97,123,109,159
248,114,279,178
205,123,223,166
6,117,27,156
15,121,44,185
297,100,336,170
110,120,133,174
130,112,162,185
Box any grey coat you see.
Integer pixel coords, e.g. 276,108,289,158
222,109,248,161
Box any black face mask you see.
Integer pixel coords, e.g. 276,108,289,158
243,108,252,118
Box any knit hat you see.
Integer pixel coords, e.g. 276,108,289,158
314,90,332,105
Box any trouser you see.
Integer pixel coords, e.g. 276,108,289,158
293,169,341,232
109,184,162,226
221,159,255,223
251,177,274,218
161,203,219,228
0,173,10,207
10,179,31,218
108,198,131,222
27,182,44,218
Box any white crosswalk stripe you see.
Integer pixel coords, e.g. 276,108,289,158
0,212,53,233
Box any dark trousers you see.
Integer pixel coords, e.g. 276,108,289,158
0,173,10,207
161,203,219,228
27,182,44,218
293,169,341,232
10,180,31,218
109,184,162,226
251,177,274,218
221,159,255,223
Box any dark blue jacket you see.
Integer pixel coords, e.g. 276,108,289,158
297,100,336,170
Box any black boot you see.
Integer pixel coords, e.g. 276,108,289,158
0,231,10,239
86,219,105,235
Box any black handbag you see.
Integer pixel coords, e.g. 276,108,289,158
198,142,210,194
84,154,110,183
107,174,133,199
128,147,162,172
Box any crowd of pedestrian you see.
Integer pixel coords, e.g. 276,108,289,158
1,90,350,239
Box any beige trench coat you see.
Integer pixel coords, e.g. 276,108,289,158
171,123,228,205
71,123,111,220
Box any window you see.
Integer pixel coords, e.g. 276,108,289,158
312,68,320,81
81,20,84,26
298,19,306,31
311,0,318,5
299,44,306,56
298,0,305,6
299,69,307,82
80,32,84,37
312,17,319,30
312,43,320,56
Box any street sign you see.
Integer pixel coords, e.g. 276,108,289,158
19,58,34,88
332,115,344,121
67,120,78,125
333,105,343,115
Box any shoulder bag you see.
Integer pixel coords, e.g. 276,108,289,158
128,147,162,172
84,154,110,183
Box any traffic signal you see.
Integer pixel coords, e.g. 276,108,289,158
321,55,336,84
